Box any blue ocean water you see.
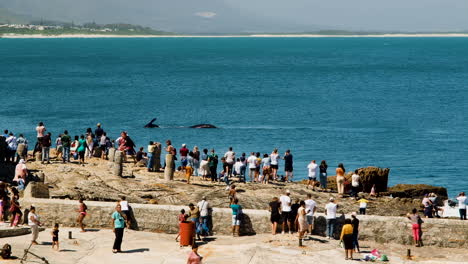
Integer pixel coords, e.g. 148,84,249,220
0,37,467,198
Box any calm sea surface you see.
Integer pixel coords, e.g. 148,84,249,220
0,37,467,198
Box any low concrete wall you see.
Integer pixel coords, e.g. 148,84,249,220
21,198,468,248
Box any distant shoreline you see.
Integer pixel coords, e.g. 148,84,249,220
2,33,468,38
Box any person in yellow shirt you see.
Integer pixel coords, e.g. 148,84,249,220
357,197,369,215
340,218,354,260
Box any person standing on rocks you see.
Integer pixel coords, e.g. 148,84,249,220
34,122,46,157
335,164,346,197
61,131,71,163
407,208,423,247
224,147,236,178
280,190,292,234
55,134,63,161
270,149,280,181
185,152,195,184
283,150,293,182
351,170,360,199
111,204,126,253
456,192,467,220
304,193,317,236
15,134,28,161
9,189,22,227
77,135,87,166
77,198,88,232
28,206,41,245
208,149,219,182
325,198,337,239
199,149,210,180
351,212,360,253
14,159,28,191
306,160,318,190
180,144,189,171
246,152,257,183
41,132,52,164
319,160,328,191
192,146,200,176
5,132,17,163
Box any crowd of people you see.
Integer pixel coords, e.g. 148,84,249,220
2,123,468,262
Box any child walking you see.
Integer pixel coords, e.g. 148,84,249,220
52,223,59,251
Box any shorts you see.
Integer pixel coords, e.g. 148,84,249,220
308,177,316,181
99,145,107,151
306,215,314,225
126,149,136,155
271,164,278,170
285,165,293,172
232,215,240,226
78,151,85,159
270,214,280,223
281,211,291,223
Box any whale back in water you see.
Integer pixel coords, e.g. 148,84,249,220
189,124,217,129
144,118,159,128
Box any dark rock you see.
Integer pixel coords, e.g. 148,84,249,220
328,166,390,193
388,184,448,199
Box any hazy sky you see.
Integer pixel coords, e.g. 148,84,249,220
1,0,467,33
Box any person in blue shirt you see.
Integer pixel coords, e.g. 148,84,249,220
111,204,127,253
230,198,242,237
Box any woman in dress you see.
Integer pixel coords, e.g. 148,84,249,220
295,201,307,241
340,218,354,260
336,163,346,196
9,188,22,227
77,198,88,232
407,208,423,247
319,160,328,191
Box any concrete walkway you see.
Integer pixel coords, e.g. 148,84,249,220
1,228,466,264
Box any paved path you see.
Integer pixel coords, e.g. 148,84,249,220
1,228,466,264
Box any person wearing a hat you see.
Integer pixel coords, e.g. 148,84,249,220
94,123,104,138
325,197,337,239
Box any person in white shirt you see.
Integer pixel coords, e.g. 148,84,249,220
279,190,292,234
5,133,17,163
306,160,318,190
233,158,244,176
224,147,236,177
247,153,257,182
270,149,280,181
119,196,131,228
351,170,360,198
197,197,211,236
456,192,467,220
28,206,41,245
304,193,317,235
325,198,338,239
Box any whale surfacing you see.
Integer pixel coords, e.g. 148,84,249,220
189,124,217,129
144,118,159,128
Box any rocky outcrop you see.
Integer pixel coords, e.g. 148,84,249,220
328,167,390,193
388,184,448,199
23,182,50,199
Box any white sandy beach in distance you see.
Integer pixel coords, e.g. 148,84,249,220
2,33,468,38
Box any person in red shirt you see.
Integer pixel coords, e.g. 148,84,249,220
179,144,189,171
